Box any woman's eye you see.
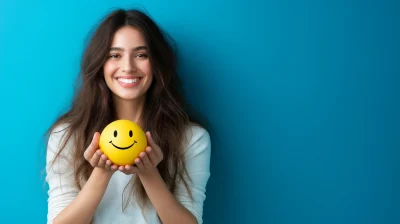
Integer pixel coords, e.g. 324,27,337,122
136,53,148,58
109,54,120,59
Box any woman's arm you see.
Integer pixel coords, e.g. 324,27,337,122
140,170,198,224
47,130,117,224
120,128,211,224
52,168,112,224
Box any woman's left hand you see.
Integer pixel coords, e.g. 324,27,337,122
119,131,164,176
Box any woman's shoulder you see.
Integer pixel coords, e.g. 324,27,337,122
47,122,75,155
182,122,211,155
50,122,71,135
48,123,72,142
46,123,75,177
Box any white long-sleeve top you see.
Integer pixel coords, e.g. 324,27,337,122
45,124,211,224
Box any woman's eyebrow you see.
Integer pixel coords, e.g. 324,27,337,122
109,46,147,51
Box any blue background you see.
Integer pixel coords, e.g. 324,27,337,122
0,0,399,223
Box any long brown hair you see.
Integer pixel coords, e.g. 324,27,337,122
46,9,194,210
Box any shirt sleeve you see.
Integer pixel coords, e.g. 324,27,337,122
175,125,211,224
45,126,79,224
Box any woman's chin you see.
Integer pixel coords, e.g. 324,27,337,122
112,92,145,102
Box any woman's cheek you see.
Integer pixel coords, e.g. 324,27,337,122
104,61,119,77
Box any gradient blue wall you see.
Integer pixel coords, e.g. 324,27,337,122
0,0,398,223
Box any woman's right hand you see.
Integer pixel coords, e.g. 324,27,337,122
84,132,118,171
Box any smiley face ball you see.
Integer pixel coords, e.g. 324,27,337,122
99,120,147,166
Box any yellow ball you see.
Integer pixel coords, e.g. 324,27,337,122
99,119,147,166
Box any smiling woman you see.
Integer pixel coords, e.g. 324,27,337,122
44,9,211,224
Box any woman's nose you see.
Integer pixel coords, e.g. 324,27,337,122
121,57,137,73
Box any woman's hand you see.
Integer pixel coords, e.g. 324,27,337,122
84,132,118,172
120,131,164,176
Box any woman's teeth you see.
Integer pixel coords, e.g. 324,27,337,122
117,78,139,84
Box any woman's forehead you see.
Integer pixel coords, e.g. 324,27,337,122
110,26,147,49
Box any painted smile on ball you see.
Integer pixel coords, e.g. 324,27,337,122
109,140,137,150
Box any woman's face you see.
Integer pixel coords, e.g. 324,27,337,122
103,26,153,102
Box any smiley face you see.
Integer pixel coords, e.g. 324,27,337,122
99,120,147,166
109,130,137,150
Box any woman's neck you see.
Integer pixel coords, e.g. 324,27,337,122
112,94,146,125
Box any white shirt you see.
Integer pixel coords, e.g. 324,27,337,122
46,124,211,224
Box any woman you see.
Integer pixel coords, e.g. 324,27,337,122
45,8,211,224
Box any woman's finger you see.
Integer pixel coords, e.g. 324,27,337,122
146,147,159,165
84,132,100,160
124,165,139,174
106,159,112,166
111,164,118,171
146,131,156,146
90,150,102,167
146,132,163,159
105,160,112,171
140,151,152,168
135,158,145,171
98,153,106,168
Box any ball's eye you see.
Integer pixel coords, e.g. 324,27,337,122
129,130,133,137
114,130,118,137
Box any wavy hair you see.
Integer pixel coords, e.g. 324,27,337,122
46,8,195,210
